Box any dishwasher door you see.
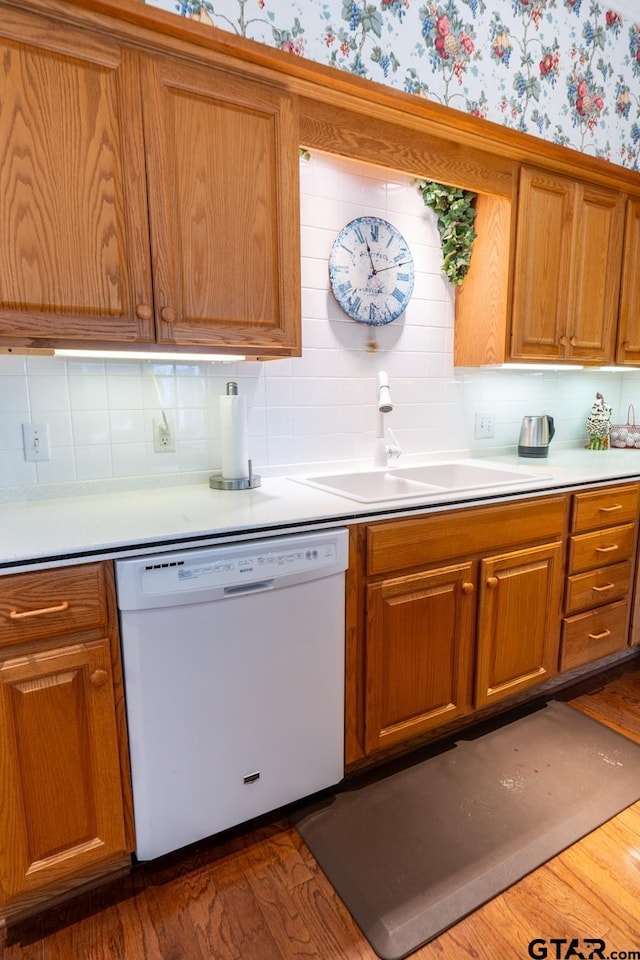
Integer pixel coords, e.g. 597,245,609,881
116,528,348,861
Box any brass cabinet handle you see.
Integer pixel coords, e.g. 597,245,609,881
90,669,109,688
461,582,474,594
592,582,615,593
486,576,499,589
136,303,153,321
588,629,611,641
161,306,177,323
599,504,622,513
9,601,69,620
595,544,619,553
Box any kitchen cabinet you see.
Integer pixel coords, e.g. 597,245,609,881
0,562,132,923
455,166,625,366
510,167,624,363
616,198,640,365
560,483,639,671
355,496,567,758
0,6,301,357
364,563,475,754
475,541,563,708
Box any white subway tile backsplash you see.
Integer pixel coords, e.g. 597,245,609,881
3,151,640,495
75,445,113,481
71,410,110,446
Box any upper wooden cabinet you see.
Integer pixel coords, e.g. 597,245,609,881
616,198,640,365
141,55,300,354
0,7,301,357
0,18,154,346
510,167,624,364
455,167,626,367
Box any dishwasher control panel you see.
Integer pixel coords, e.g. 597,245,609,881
173,542,337,588
115,529,349,609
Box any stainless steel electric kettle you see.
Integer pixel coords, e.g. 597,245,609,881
518,415,555,458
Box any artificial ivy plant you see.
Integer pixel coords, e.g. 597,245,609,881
415,179,477,286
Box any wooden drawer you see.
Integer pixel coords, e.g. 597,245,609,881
568,523,636,575
571,483,640,533
560,600,629,671
0,563,109,649
564,559,632,615
366,496,568,577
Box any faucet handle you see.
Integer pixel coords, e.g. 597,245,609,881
386,427,402,462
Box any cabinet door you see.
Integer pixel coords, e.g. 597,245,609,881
0,640,127,903
0,11,154,346
510,167,572,361
510,167,622,364
566,182,623,363
475,542,562,708
364,564,475,754
142,55,301,355
616,198,640,365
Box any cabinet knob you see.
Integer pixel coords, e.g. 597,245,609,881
161,306,177,323
569,336,577,347
559,335,569,347
461,581,474,594
90,669,109,688
136,303,153,321
486,576,499,589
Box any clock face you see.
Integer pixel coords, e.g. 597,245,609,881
328,216,415,326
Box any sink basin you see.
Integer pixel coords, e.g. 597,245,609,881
293,460,549,503
295,470,444,503
392,461,545,490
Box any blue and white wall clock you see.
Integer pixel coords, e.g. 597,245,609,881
328,216,415,326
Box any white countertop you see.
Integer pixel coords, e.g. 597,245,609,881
3,448,640,571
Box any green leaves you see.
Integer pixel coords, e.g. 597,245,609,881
415,180,477,285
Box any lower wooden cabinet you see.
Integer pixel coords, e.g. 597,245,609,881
475,542,563,708
560,483,639,672
350,496,568,762
0,641,127,902
0,562,133,922
364,563,475,753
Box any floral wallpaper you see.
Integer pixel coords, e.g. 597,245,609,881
144,0,640,170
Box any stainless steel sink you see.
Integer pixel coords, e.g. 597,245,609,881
293,460,549,503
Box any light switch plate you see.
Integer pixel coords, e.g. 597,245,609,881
22,422,50,461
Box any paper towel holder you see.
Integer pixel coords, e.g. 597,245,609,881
209,458,262,490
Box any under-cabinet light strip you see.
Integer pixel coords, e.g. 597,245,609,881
54,349,245,363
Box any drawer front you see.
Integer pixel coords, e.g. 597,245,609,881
0,563,109,648
560,600,629,671
568,523,636,574
564,559,632,615
366,496,568,577
571,483,640,533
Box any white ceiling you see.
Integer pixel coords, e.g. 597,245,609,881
610,0,638,20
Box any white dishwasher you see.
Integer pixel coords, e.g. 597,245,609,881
115,528,348,861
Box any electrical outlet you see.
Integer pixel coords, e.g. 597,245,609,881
474,412,495,440
153,417,176,453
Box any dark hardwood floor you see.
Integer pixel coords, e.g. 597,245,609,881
4,657,640,960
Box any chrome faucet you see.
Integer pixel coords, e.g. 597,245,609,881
373,371,402,468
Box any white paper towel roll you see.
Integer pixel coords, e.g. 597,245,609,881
220,386,249,480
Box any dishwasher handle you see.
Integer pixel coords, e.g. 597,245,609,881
223,579,275,598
